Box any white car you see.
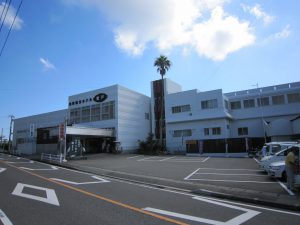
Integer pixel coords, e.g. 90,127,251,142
259,147,289,171
267,160,286,180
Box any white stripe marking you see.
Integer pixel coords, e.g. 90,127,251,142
127,155,142,159
12,183,59,206
196,168,261,171
253,158,260,163
0,168,7,173
6,161,34,164
50,175,110,185
194,173,266,177
137,156,158,161
186,178,276,183
202,157,210,162
159,156,176,161
0,209,13,225
184,168,201,180
19,166,58,171
277,180,295,196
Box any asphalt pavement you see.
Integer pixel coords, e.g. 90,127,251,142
1,153,300,225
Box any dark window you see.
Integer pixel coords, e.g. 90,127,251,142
145,113,150,120
212,127,221,135
287,93,300,103
172,105,191,113
243,99,255,108
230,101,241,110
75,101,78,105
272,95,285,105
69,103,71,106
257,97,269,107
204,128,209,136
238,127,248,136
201,99,218,109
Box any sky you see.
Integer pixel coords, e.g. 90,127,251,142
0,0,299,138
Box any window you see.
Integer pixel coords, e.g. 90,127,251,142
172,105,191,113
243,99,255,108
272,95,285,105
230,101,241,110
201,99,218,109
238,127,248,136
91,104,101,121
257,97,269,107
70,108,81,124
212,127,221,135
145,113,150,120
224,100,229,110
101,101,115,120
81,106,91,123
173,129,192,137
204,128,209,136
287,93,300,103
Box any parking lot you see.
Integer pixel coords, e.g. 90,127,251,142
67,154,298,196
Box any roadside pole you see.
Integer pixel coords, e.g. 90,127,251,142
8,115,14,153
63,117,67,162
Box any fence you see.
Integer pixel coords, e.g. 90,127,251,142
41,153,64,163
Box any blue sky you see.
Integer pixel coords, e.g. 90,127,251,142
0,0,299,138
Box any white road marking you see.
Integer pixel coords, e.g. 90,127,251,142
50,175,110,185
0,209,13,225
0,168,7,173
186,178,276,183
12,183,59,206
202,157,210,162
194,173,266,177
127,155,142,159
0,158,3,160
19,166,58,171
144,196,261,225
277,180,295,196
137,156,159,161
184,168,201,180
6,161,34,164
159,156,176,161
196,168,262,171
253,158,260,163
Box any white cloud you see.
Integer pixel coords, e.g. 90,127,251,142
241,4,274,26
0,2,23,30
39,58,56,71
63,0,255,61
274,25,291,39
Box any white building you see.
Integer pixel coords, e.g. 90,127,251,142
13,79,300,155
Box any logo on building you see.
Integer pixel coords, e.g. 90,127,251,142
93,93,107,102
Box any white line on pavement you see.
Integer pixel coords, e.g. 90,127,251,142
137,156,159,161
194,173,266,177
50,175,110,185
6,161,34,164
184,168,201,180
127,155,142,159
253,158,260,163
186,178,276,183
202,157,210,162
196,168,262,171
277,180,295,196
0,168,7,173
159,156,176,161
0,209,13,225
19,166,58,171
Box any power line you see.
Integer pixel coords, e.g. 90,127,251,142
0,0,22,57
0,0,12,35
0,0,9,24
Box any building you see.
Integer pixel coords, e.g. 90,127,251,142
13,79,300,155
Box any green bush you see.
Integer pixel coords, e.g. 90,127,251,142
138,133,161,155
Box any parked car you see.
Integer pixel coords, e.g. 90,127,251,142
258,142,297,159
259,146,290,171
267,160,286,180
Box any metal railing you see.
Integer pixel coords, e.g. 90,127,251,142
41,153,64,163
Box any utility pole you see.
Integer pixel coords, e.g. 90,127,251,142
0,128,3,150
8,115,15,153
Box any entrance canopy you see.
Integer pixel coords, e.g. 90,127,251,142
66,126,114,137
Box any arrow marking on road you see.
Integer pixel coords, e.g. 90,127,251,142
50,175,110,185
0,168,6,173
12,183,60,206
0,209,13,225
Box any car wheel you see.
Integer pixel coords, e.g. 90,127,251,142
282,171,287,182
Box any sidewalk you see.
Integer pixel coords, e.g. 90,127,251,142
39,157,300,212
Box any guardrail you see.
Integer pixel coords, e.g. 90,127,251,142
41,153,64,163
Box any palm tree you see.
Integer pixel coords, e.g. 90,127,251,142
154,55,171,151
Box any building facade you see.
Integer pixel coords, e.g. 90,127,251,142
13,79,300,155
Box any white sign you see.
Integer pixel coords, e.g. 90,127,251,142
29,124,35,138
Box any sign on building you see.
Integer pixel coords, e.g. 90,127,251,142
29,124,35,137
59,124,65,140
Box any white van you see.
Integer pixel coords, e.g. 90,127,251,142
259,142,297,159
259,146,291,171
